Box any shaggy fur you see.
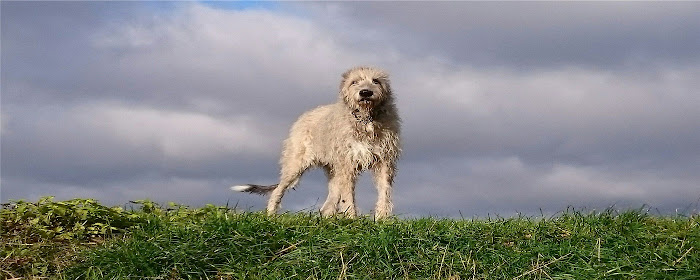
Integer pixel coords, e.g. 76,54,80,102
232,66,401,220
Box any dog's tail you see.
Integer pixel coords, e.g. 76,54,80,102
230,184,278,195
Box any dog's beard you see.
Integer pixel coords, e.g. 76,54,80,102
342,90,383,123
352,105,375,135
349,98,374,126
353,106,372,121
358,99,374,111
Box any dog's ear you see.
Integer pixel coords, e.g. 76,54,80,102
340,68,357,93
341,68,352,80
381,77,392,96
340,68,354,90
373,70,392,97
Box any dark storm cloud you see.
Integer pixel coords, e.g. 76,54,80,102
2,2,699,216
1,2,170,104
308,2,700,69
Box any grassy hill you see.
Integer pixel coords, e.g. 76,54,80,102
2,197,699,279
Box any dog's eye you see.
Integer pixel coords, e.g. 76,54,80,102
372,79,381,85
350,80,358,85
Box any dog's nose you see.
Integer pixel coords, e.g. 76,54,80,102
359,89,373,98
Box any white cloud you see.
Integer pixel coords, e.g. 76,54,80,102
87,104,274,160
93,4,377,90
539,164,645,199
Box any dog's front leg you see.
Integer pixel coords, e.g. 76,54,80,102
321,168,358,218
320,180,341,217
337,185,357,218
372,161,395,220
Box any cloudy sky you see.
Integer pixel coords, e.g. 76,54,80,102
2,1,699,217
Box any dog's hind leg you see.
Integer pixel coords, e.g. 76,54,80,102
266,146,311,215
266,183,289,215
266,172,304,215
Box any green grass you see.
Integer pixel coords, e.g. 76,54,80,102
1,197,142,278
2,197,699,279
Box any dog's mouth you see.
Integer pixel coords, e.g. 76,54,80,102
358,98,374,107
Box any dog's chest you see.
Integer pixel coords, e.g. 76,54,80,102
349,140,379,170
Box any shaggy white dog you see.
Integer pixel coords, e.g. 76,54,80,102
232,66,401,220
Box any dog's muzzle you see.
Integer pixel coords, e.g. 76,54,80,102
358,89,374,106
359,89,373,98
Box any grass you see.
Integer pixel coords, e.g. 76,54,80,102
1,197,142,278
2,197,699,279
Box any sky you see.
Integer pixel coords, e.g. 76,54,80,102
2,1,699,217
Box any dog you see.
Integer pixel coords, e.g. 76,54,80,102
232,66,400,220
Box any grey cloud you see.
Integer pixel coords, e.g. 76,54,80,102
396,157,699,218
2,103,279,186
393,65,700,168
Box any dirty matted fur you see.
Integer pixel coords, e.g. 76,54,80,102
232,66,401,220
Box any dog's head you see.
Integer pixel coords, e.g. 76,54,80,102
339,66,393,112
